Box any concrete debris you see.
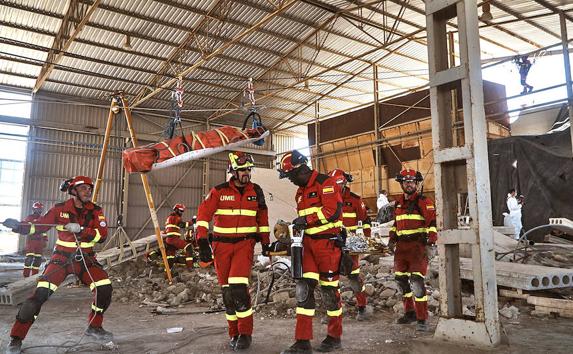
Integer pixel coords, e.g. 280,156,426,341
346,235,369,253
499,305,520,320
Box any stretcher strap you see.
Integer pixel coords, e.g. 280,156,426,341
192,131,206,149
214,128,229,146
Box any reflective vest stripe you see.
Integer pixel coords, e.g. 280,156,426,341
303,272,319,281
225,313,238,321
305,221,343,235
56,239,94,249
165,224,180,228
327,308,342,317
396,228,427,236
259,226,270,233
214,209,257,216
319,279,339,287
196,221,209,228
296,307,315,316
166,232,182,236
415,295,428,302
396,214,425,221
213,226,258,234
228,277,249,285
236,308,253,318
343,212,357,218
37,281,57,291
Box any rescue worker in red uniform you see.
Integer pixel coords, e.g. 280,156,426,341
196,152,270,351
388,169,437,332
2,176,113,354
21,202,48,277
279,150,344,354
164,203,195,270
329,169,371,321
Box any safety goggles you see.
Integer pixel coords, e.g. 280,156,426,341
229,153,255,170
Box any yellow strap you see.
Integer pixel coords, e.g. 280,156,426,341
296,307,315,316
343,212,357,218
304,221,343,235
192,131,206,149
214,209,257,216
258,226,270,233
396,214,425,221
316,209,327,224
214,128,230,146
236,308,253,318
327,308,342,317
91,229,102,244
197,220,209,228
303,272,319,281
160,141,177,157
56,225,66,231
37,281,57,292
89,278,112,290
396,228,427,236
213,226,258,234
228,277,249,285
319,280,339,287
225,313,238,321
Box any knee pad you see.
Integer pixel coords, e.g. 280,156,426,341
95,284,113,312
321,286,339,311
348,274,362,293
222,286,235,311
16,287,50,322
395,274,411,293
230,284,250,312
410,274,426,298
32,256,42,267
295,279,316,308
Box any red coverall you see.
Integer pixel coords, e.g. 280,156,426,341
294,170,343,341
389,192,437,321
341,187,371,308
10,198,112,340
196,178,269,339
21,214,48,277
164,212,194,269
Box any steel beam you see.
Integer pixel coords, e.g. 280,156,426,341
560,12,573,155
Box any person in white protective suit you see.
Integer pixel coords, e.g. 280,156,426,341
506,189,523,239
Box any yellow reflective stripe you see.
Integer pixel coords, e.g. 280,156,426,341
228,277,249,285
167,256,175,259
343,212,357,218
28,223,36,235
390,226,396,232
56,225,66,231
214,209,257,216
37,281,57,291
258,226,270,233
305,221,343,235
316,208,327,224
236,308,253,318
31,266,40,269
91,304,104,313
415,295,428,302
213,226,258,234
327,308,342,317
350,268,361,275
166,232,182,236
363,224,371,229
57,239,93,248
160,141,176,157
197,221,209,229
296,307,315,316
319,280,339,287
303,272,319,281
225,313,238,321
403,292,413,298
25,253,35,256
394,271,410,276
91,229,101,244
396,228,427,236
346,225,358,230
411,272,424,277
298,207,320,216
396,214,425,221
185,257,194,261
89,278,112,290
427,226,437,233
165,224,180,228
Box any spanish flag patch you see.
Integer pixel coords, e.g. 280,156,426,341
98,215,106,220
322,186,334,194
427,205,435,210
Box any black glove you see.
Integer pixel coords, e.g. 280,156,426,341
291,216,307,231
178,222,188,229
261,243,271,257
2,218,20,230
387,239,396,254
198,238,213,262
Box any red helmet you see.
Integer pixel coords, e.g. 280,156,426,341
61,176,94,194
228,151,255,173
173,203,186,213
329,168,353,185
278,150,308,179
395,169,423,183
32,201,44,211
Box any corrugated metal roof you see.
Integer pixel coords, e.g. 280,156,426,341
1,0,572,133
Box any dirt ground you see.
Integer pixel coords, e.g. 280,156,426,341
1,284,572,354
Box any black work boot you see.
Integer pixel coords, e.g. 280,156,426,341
85,326,114,341
416,319,429,332
355,306,371,321
281,340,313,354
396,311,416,324
6,337,22,354
234,335,252,350
314,335,341,352
229,335,239,349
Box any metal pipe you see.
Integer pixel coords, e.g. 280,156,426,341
560,11,573,155
92,98,116,204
